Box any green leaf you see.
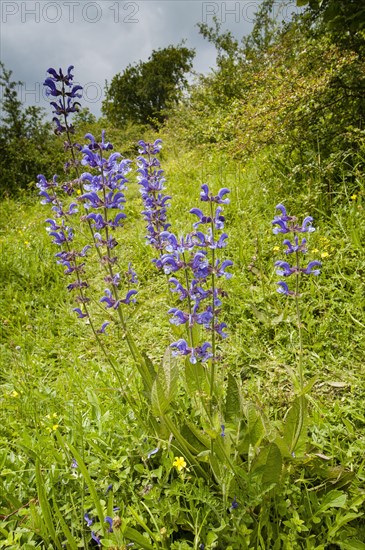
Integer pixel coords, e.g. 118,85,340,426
316,490,347,514
142,352,157,380
303,375,318,394
183,355,207,396
151,347,179,416
335,539,365,550
181,422,210,453
224,373,242,423
283,396,308,456
100,540,118,548
239,403,265,453
124,527,155,550
52,498,78,550
329,513,363,538
35,460,62,549
261,443,282,488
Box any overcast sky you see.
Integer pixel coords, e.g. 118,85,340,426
0,0,301,117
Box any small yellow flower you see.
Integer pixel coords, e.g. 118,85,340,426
24,241,30,246
52,412,58,418
321,251,329,259
10,390,19,398
52,424,59,431
173,456,187,472
272,246,280,253
312,248,319,253
351,194,357,200
76,189,81,195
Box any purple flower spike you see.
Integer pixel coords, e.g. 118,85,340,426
272,205,320,297
44,67,82,134
137,139,171,254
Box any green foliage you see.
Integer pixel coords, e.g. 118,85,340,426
102,44,195,128
298,0,365,51
0,63,63,196
168,10,365,212
1,139,364,546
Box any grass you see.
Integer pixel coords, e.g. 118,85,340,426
1,143,365,548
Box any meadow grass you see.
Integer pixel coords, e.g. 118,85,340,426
1,144,365,548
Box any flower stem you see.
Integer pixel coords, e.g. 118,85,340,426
209,202,217,418
294,245,303,391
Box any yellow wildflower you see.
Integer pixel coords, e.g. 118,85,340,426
52,424,59,431
351,194,357,200
173,456,187,472
10,390,19,398
272,246,280,253
321,251,329,259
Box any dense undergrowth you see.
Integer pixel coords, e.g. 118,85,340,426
1,2,365,549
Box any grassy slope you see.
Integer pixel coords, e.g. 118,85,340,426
1,144,365,546
1,24,365,549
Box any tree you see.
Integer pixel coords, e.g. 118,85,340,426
0,63,61,195
102,44,195,128
297,0,365,52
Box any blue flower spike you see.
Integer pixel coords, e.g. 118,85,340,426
272,205,321,297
